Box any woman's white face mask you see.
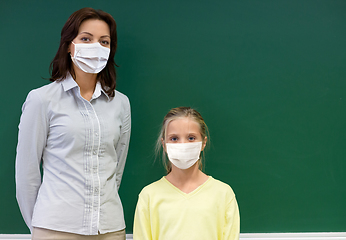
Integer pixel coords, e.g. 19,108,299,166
166,142,202,169
70,42,110,73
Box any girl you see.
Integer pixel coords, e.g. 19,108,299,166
133,107,239,240
15,8,130,240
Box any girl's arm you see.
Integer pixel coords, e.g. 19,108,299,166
133,195,152,240
115,97,131,190
15,90,48,231
224,196,240,240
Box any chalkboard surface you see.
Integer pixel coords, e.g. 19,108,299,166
1,0,345,234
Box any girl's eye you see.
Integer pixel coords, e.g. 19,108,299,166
188,136,196,141
170,137,178,142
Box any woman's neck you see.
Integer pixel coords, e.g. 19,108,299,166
166,164,208,194
73,67,98,101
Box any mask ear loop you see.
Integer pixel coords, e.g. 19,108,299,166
69,42,76,57
70,42,86,72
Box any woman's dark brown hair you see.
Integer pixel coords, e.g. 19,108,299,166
49,8,117,97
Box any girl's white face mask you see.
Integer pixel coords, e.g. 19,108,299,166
71,42,110,73
166,142,202,170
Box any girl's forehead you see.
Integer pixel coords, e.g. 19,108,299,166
167,117,200,131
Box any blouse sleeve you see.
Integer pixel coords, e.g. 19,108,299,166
133,194,152,240
15,90,48,231
224,194,240,240
115,96,131,190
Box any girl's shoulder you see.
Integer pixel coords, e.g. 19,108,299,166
140,177,166,194
138,177,175,201
207,177,236,197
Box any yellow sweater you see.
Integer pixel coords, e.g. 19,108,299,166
133,176,240,240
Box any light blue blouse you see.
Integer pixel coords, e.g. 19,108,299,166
15,75,131,235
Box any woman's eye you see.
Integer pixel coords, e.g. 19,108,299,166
81,37,91,42
100,40,110,46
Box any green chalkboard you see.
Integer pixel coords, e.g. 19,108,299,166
1,0,345,234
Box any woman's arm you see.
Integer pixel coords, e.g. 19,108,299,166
15,90,48,231
114,96,131,190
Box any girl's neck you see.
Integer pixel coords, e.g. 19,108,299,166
73,67,98,101
166,164,209,194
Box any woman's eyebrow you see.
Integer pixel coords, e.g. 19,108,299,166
79,32,93,36
78,32,110,38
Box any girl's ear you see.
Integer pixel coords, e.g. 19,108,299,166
161,138,166,152
202,136,207,151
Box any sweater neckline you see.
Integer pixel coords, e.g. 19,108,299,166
162,176,212,197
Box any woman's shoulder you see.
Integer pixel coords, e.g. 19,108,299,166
112,90,130,109
25,81,61,103
113,89,129,102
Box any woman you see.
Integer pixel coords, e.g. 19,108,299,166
133,107,239,240
15,8,130,240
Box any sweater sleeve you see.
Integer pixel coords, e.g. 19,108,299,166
224,194,240,240
133,194,152,240
115,96,131,190
15,90,48,232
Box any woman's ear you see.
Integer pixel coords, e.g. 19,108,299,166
68,42,73,56
201,136,207,151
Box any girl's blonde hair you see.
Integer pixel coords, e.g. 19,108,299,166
156,107,209,173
